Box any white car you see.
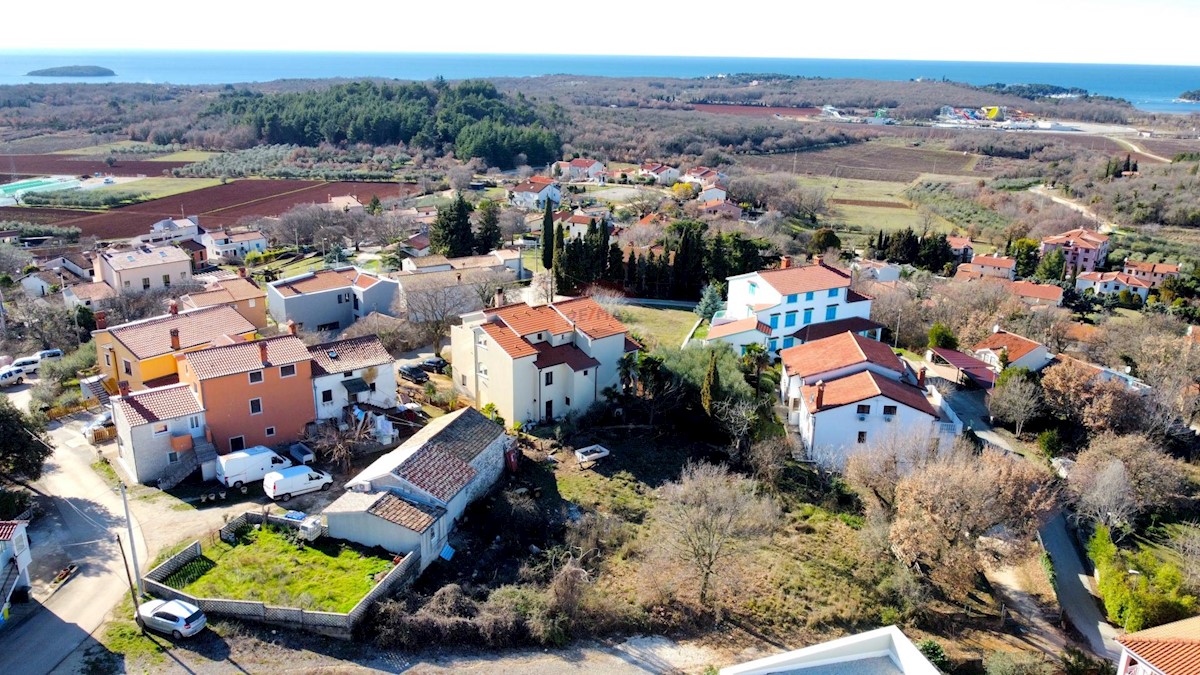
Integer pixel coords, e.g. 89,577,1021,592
0,366,25,388
9,356,40,375
135,599,207,638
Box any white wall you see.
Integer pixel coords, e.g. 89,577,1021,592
798,394,941,470
312,365,398,421
114,410,206,485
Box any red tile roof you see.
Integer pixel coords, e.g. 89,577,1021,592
781,332,904,380
1124,260,1180,275
929,347,996,387
0,521,27,541
801,370,938,418
309,336,393,376
69,282,117,302
1009,281,1064,303
487,303,573,337
553,297,629,339
182,277,265,309
946,236,973,250
394,445,477,503
1078,271,1152,288
533,343,601,371
755,262,851,296
1042,228,1109,249
113,384,204,426
971,330,1044,363
106,305,256,360
789,317,883,343
183,335,311,380
707,316,772,340
512,180,553,194
1117,616,1200,675
480,322,539,359
367,492,444,533
569,158,601,168
271,268,381,297
972,254,1016,270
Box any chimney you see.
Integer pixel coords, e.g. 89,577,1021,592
494,287,505,308
780,255,792,270
992,324,1001,334
95,311,107,330
238,266,247,278
168,300,178,315
259,341,269,365
812,254,823,266
456,272,462,283
118,380,130,397
814,380,825,409
918,366,927,389
286,320,297,336
169,328,181,351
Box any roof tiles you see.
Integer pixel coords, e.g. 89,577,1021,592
367,492,445,533
801,370,938,418
183,335,310,380
309,336,393,376
971,330,1044,363
106,305,256,360
755,263,852,296
781,331,904,380
113,384,204,426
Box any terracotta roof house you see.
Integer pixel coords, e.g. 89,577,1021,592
682,166,728,188
971,328,1054,373
111,383,216,487
947,235,974,263
1116,615,1200,675
638,162,680,184
180,274,267,329
1122,259,1181,288
1076,271,1152,302
699,199,742,219
0,519,31,614
779,332,962,469
962,254,1016,280
1009,280,1065,306
326,407,512,572
309,336,397,422
451,297,639,426
63,280,118,309
267,266,399,332
554,158,605,182
1041,228,1110,274
509,179,561,210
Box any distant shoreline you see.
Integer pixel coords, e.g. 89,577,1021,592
26,65,115,77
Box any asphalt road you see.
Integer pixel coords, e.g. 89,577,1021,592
0,419,150,675
1039,513,1122,661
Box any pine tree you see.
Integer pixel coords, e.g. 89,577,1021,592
606,242,624,284
367,195,382,215
701,349,719,416
625,249,637,289
552,222,567,291
695,283,724,320
430,193,475,257
541,200,554,270
474,199,502,254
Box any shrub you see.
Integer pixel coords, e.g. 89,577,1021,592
1089,525,1197,631
917,639,951,671
985,651,1052,675
1038,429,1063,458
0,489,31,519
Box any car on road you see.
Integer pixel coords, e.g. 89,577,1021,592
135,599,207,638
10,356,41,375
263,465,333,501
398,364,429,384
0,366,25,387
418,357,448,374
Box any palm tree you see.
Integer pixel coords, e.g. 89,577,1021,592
741,343,770,393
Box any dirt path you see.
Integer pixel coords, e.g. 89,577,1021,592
1027,185,1119,234
985,564,1070,657
1105,136,1171,164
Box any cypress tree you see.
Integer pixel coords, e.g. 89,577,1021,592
701,349,719,416
552,222,567,291
625,249,637,289
541,200,554,270
606,242,625,284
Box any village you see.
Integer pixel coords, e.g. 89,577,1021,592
0,146,1197,675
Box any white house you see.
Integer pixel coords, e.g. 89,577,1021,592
852,259,902,282
779,331,962,466
199,228,268,261
399,250,524,278
401,232,430,258
697,185,728,203
709,256,874,356
1116,615,1200,675
267,267,399,332
971,328,1055,373
683,166,728,188
1075,271,1151,302
64,281,118,310
639,162,680,185
721,625,939,675
138,216,199,246
93,245,193,294
0,520,32,627
111,382,215,487
325,407,511,571
555,158,605,182
509,178,561,210
450,297,639,426
308,336,397,422
947,235,974,263
964,254,1017,280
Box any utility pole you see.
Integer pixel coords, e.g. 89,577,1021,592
118,483,143,595
116,533,142,627
894,307,902,348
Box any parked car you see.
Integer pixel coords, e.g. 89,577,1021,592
418,357,448,374
136,599,206,638
215,446,292,489
0,366,25,387
398,364,429,384
287,442,315,465
10,356,41,375
83,411,113,435
36,349,64,363
263,465,333,501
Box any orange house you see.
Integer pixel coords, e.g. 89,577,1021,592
177,335,316,454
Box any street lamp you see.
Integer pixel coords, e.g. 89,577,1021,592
115,482,143,596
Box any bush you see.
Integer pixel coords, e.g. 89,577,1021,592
1038,428,1063,458
985,651,1052,675
0,489,31,519
917,639,950,671
40,345,97,385
1088,525,1197,631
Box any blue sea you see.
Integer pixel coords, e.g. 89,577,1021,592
3,50,1200,114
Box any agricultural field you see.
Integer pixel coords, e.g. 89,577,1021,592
49,140,153,156
690,103,822,118
149,150,220,162
90,177,223,200
0,154,191,177
738,139,982,182
791,175,958,244
0,206,92,224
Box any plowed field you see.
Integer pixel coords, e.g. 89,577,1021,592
691,104,821,117
0,154,191,177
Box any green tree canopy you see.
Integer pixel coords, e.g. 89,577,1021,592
809,228,842,255
928,322,959,350
430,193,475,257
0,398,51,482
474,200,502,254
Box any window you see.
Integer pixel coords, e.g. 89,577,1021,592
167,451,179,464
828,288,838,298
162,274,171,287
248,370,264,384
883,405,897,416
343,371,353,378
279,364,296,378
857,431,868,444
461,375,467,386
142,277,150,290
104,353,112,367
565,396,571,406
748,282,757,296
230,436,245,452
803,308,813,325
545,372,554,386
249,398,262,415
337,294,344,304
478,363,489,378
321,390,333,403
265,427,276,437
583,370,588,377
784,312,797,328
825,305,837,321
768,338,778,352
122,359,132,376
153,423,168,435
537,332,543,340
769,314,780,329
786,293,797,304
189,415,200,429
248,299,256,307
123,280,130,288
805,291,814,301
856,404,871,415
783,337,794,348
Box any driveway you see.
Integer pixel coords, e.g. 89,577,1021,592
1039,513,1122,660
3,376,37,413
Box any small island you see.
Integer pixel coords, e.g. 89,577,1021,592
26,65,116,77
1179,89,1200,102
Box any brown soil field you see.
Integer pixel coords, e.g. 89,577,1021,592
829,198,910,209
0,154,190,177
0,206,98,225
740,141,980,182
690,104,821,118
46,179,419,239
1135,137,1200,158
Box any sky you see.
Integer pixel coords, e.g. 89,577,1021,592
10,0,1200,66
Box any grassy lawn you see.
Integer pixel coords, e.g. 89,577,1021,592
149,150,219,162
616,304,698,350
165,526,393,613
91,177,222,200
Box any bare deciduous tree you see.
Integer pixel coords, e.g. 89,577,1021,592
652,462,780,606
303,422,367,473
396,277,478,351
1171,522,1200,591
748,436,793,490
714,398,757,460
1067,433,1185,539
988,376,1042,437
1072,459,1138,533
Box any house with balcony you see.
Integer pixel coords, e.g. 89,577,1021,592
93,304,258,392
309,336,397,423
707,256,875,356
947,235,974,263
93,245,193,294
1116,615,1200,675
267,267,399,332
1121,259,1180,288
110,382,216,488
1075,271,1151,302
971,328,1055,373
779,331,962,467
683,166,728,188
450,297,639,426
0,520,32,628
176,334,316,454
1041,228,1109,274
199,228,268,262
639,162,680,185
508,178,561,210
137,216,199,246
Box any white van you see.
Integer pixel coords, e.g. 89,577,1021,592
263,466,333,502
215,446,292,489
